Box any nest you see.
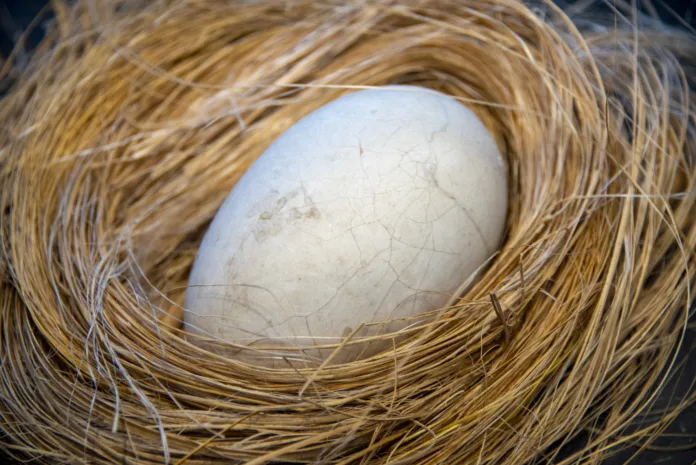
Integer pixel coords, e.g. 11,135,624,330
1,0,695,463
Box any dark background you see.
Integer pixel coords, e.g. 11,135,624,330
1,0,695,464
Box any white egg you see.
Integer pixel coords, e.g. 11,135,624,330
184,85,507,355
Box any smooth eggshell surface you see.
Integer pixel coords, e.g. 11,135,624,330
184,86,507,347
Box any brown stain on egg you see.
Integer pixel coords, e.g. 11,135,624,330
305,206,321,219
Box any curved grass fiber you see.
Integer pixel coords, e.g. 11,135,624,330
1,0,695,463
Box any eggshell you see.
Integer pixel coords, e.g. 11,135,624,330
184,86,507,352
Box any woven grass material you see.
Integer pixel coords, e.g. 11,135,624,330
1,0,695,463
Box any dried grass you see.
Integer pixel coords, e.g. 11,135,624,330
1,0,695,463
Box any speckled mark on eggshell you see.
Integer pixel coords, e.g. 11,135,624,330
184,85,508,347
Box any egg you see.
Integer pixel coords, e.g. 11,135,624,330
184,85,507,357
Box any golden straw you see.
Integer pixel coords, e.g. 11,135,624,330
1,0,695,463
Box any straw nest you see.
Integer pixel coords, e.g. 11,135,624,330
1,0,695,464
